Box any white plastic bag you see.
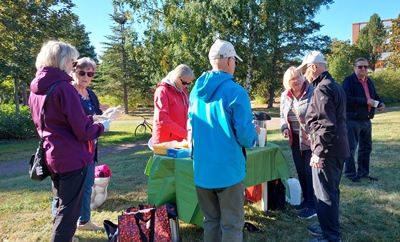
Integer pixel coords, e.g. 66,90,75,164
90,177,110,210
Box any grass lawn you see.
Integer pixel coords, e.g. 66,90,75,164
0,108,399,241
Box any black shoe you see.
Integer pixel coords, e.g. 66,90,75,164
359,175,379,181
347,176,361,183
293,202,306,211
307,225,323,236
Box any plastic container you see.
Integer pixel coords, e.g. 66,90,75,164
285,177,302,205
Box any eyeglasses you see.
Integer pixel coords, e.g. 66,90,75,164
180,78,191,86
357,65,369,69
76,70,95,77
72,61,77,68
229,57,238,66
302,65,312,74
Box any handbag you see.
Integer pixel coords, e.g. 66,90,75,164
29,82,61,182
105,202,180,242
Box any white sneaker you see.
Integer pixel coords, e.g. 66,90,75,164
77,220,103,231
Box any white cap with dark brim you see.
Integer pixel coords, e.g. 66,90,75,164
296,51,327,71
208,39,243,62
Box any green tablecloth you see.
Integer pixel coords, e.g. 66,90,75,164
147,142,290,227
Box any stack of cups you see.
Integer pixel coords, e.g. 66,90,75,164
258,128,266,147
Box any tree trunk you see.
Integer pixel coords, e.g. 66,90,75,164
245,4,254,95
14,78,20,115
22,82,28,105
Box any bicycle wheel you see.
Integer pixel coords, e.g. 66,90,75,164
134,124,147,137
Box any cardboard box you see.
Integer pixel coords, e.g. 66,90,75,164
167,148,189,158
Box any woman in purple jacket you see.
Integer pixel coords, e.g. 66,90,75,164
29,40,108,242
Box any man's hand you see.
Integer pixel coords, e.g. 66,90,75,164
310,154,323,168
282,129,289,138
367,98,375,107
377,103,385,111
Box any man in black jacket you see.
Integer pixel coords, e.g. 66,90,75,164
342,58,385,183
297,51,349,242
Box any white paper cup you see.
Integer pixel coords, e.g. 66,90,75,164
258,128,266,147
374,100,379,108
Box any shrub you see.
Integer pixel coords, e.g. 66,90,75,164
0,104,37,140
370,69,400,103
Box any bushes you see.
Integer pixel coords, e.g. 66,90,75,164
370,69,400,104
0,104,37,140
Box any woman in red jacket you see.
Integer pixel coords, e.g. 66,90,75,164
152,64,194,144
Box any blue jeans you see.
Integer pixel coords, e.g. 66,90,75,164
291,133,314,208
52,162,95,223
196,181,245,242
344,119,372,178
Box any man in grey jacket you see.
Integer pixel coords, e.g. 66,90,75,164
297,51,350,242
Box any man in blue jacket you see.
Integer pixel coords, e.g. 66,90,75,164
188,39,259,242
342,58,385,182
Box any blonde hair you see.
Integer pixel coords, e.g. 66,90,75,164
35,40,79,71
166,64,194,82
282,66,304,90
75,57,97,72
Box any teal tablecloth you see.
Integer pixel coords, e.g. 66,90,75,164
146,142,290,227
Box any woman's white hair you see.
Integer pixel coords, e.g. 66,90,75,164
35,40,79,71
282,66,304,90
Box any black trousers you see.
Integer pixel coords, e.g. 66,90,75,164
312,156,345,242
51,167,87,242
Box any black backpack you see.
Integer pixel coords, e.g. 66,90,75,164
267,179,286,210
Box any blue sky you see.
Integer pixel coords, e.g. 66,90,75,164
72,0,399,56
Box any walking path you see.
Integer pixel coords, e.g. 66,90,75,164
2,106,399,177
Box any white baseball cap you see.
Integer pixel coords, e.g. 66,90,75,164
296,51,326,71
208,39,243,62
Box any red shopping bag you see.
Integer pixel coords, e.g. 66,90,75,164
245,184,262,203
118,204,173,242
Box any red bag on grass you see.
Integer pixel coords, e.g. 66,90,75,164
118,203,173,242
245,184,262,203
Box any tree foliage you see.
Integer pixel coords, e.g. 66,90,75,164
384,14,400,69
325,39,355,83
119,0,333,108
354,13,386,71
0,0,96,115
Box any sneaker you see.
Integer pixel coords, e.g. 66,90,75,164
72,236,79,242
308,225,323,236
293,202,306,211
298,207,317,219
309,236,341,242
77,220,103,231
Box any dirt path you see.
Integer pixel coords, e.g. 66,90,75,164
0,140,149,177
0,114,351,176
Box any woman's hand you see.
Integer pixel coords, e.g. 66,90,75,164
306,137,311,147
100,104,110,112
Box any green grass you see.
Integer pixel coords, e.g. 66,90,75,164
0,109,399,241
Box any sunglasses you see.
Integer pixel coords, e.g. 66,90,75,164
357,65,369,69
76,70,95,77
180,78,191,86
230,57,238,66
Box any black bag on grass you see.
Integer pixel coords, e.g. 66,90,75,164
267,179,286,210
